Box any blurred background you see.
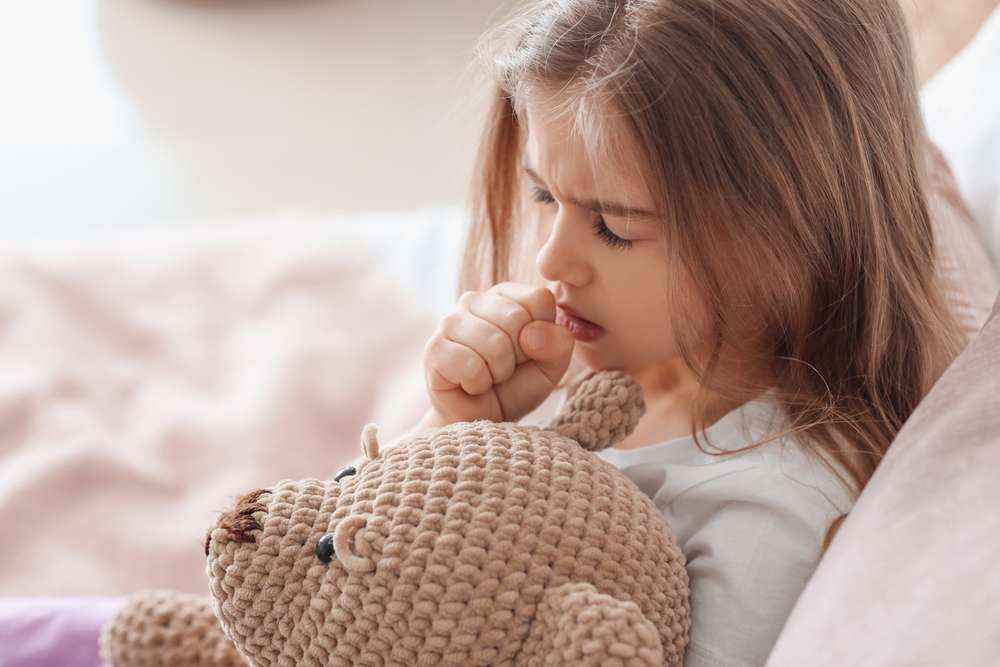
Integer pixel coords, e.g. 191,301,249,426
1,0,995,243
0,0,520,242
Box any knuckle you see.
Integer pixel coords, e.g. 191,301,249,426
490,281,514,293
423,334,440,355
500,307,529,332
464,355,487,379
486,332,512,361
423,340,445,368
440,311,464,331
528,286,555,308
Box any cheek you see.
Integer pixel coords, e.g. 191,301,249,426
628,290,677,353
606,255,672,335
614,253,672,317
608,254,709,354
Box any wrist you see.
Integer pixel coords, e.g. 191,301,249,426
417,407,450,432
384,408,449,450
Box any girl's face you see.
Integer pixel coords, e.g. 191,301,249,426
522,98,709,376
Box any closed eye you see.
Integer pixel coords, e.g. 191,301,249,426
531,186,555,205
531,186,633,251
591,217,632,250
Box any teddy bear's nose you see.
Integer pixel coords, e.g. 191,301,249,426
316,514,375,574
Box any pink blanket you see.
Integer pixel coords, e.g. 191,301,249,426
0,220,438,596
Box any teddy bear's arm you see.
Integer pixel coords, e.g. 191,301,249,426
515,581,663,667
100,590,248,667
543,370,646,451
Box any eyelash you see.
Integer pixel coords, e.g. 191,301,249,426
531,186,633,250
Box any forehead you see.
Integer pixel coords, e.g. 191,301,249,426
520,94,652,205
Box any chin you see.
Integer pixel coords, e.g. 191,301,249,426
571,344,623,373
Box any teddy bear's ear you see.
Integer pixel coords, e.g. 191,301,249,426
360,423,381,460
543,369,645,451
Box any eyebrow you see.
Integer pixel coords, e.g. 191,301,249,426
520,159,658,221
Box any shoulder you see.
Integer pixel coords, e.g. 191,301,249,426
665,458,849,667
675,441,857,520
598,424,858,560
664,460,849,561
599,422,857,524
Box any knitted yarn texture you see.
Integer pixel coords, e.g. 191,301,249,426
99,590,247,666
103,369,691,666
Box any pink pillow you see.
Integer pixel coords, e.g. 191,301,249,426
766,286,1000,664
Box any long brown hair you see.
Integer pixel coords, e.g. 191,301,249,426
461,0,967,551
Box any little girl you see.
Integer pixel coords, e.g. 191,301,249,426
413,0,968,664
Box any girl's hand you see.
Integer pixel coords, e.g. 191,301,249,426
423,282,576,425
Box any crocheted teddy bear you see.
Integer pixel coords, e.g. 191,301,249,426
100,369,691,666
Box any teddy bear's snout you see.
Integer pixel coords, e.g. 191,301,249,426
325,513,376,575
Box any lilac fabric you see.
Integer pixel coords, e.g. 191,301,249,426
0,597,124,667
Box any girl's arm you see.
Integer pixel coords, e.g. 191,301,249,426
384,407,450,449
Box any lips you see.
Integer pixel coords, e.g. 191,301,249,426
557,303,598,326
556,304,605,342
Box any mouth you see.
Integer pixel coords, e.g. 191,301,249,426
556,305,605,342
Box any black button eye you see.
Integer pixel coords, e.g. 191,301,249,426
316,533,335,563
334,465,357,482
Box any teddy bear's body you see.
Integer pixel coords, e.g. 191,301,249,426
102,370,691,667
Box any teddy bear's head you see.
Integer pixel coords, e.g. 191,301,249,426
204,370,690,666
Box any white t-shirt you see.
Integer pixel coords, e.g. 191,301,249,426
594,391,857,667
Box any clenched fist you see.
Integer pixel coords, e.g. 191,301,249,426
423,282,576,424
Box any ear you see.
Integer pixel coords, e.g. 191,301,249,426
543,370,645,451
517,582,665,666
360,423,381,460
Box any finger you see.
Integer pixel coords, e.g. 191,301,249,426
518,321,576,385
424,336,493,396
489,282,557,324
492,321,575,419
440,312,517,385
461,292,533,365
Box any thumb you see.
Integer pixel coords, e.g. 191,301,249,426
519,321,575,384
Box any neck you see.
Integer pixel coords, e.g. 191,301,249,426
624,357,744,433
626,357,698,401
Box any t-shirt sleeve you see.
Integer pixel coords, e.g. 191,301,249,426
661,465,842,667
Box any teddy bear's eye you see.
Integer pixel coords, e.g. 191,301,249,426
334,465,357,482
316,533,335,563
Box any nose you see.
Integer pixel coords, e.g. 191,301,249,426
331,513,375,574
535,209,592,287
